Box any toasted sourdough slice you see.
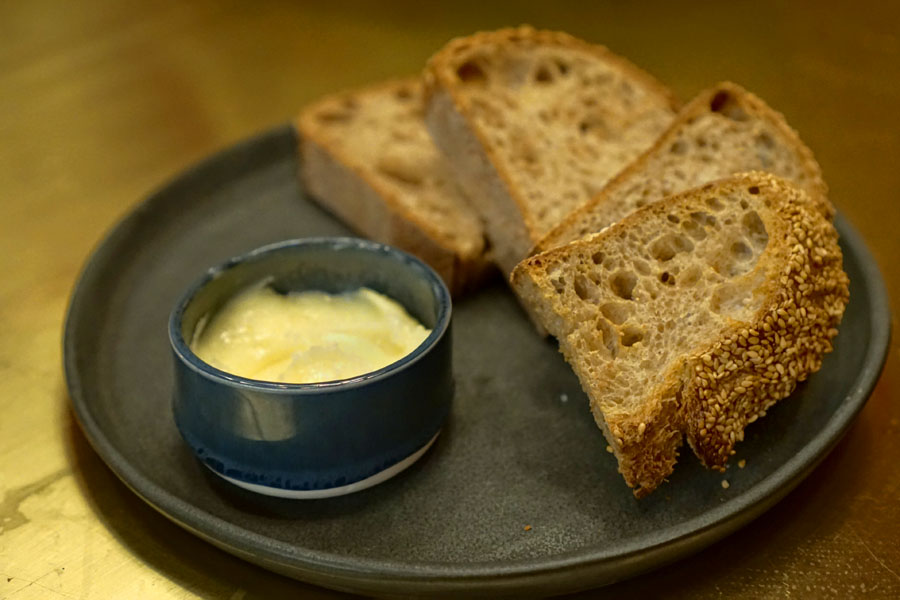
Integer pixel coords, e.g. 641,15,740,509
534,82,834,255
511,173,849,497
423,25,680,276
296,78,493,296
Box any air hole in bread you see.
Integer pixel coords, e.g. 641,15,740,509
633,259,651,275
710,235,756,277
555,59,570,75
681,219,707,241
670,140,687,155
660,271,675,286
600,302,631,325
591,251,605,265
691,211,717,228
578,116,609,137
755,132,775,149
710,90,749,121
456,60,487,84
535,65,554,83
740,199,750,209
731,241,753,261
611,270,637,300
574,273,598,301
394,86,413,101
650,233,694,262
621,325,645,347
596,317,619,358
667,214,680,224
680,265,702,287
747,186,760,195
705,196,725,211
741,210,769,248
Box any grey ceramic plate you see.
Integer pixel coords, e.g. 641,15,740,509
64,125,890,598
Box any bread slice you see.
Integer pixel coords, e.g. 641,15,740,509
534,82,833,254
510,172,849,497
423,26,680,276
296,78,493,296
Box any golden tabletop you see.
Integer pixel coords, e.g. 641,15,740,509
2,1,898,598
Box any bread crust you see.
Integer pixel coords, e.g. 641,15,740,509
534,82,833,255
296,78,494,296
511,172,849,497
423,25,680,275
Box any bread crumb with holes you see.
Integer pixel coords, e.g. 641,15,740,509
511,172,849,498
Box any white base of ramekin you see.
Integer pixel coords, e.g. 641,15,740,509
208,430,440,499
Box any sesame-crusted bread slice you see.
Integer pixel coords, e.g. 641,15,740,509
534,82,833,254
511,172,849,497
296,78,493,296
423,25,679,276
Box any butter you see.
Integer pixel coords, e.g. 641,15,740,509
191,285,431,383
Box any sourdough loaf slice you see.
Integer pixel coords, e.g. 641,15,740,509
534,82,833,254
423,26,679,276
511,172,848,497
297,78,493,296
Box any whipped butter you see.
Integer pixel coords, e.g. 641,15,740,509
191,286,431,383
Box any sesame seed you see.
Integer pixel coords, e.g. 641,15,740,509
721,480,730,489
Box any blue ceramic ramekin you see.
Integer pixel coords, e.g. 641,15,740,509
169,237,453,499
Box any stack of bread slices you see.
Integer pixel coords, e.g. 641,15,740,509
296,25,849,497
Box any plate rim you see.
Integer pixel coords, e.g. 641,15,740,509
63,125,893,595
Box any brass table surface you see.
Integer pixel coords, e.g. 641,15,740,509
2,1,898,598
